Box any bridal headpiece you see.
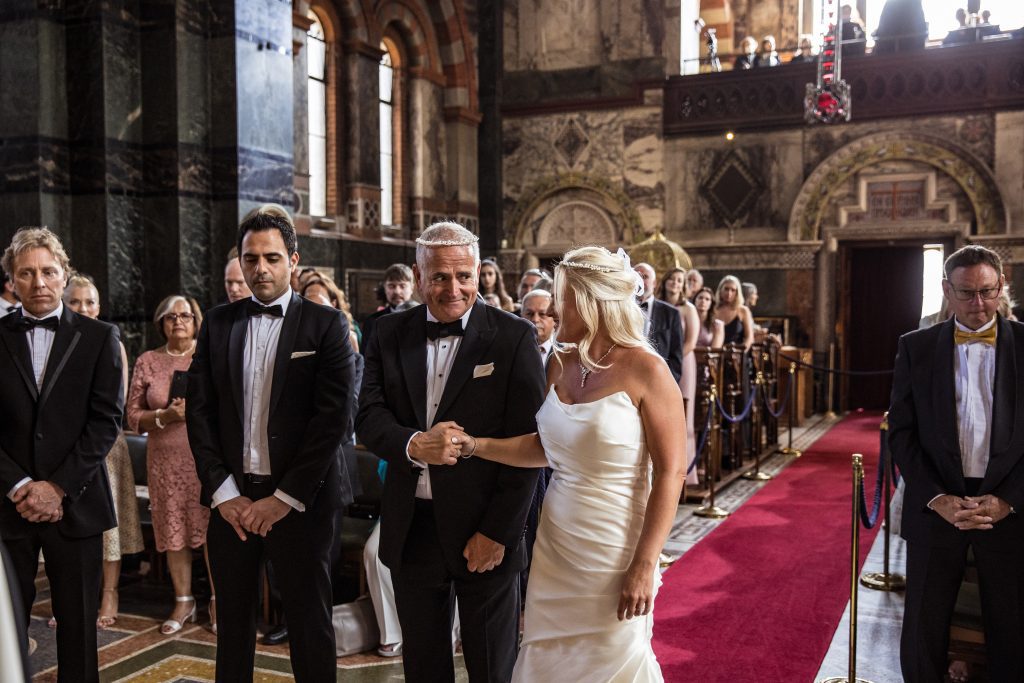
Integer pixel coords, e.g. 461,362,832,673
559,247,644,298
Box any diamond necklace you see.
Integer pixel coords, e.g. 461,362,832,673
579,344,617,388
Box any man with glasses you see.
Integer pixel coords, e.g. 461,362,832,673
889,244,1024,682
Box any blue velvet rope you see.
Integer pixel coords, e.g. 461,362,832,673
858,430,888,530
689,402,715,475
760,377,790,419
715,386,757,423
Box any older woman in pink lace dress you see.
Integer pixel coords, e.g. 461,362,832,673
126,295,215,635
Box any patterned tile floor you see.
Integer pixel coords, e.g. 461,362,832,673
27,416,838,682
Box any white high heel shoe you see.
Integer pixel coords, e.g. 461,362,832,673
161,595,196,635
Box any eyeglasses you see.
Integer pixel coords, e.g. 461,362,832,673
946,283,1001,301
163,313,195,323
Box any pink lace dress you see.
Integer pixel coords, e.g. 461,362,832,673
126,350,209,553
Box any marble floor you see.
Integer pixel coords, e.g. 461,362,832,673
814,528,906,683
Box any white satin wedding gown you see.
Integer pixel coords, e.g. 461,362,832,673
512,387,663,682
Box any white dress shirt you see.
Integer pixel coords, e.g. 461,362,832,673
211,289,304,511
0,298,17,317
6,303,63,500
539,338,554,361
405,307,473,500
640,295,653,337
954,316,996,478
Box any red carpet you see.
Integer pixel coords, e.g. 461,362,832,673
653,412,885,682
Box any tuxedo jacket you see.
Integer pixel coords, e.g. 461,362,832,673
648,299,684,383
360,300,418,356
889,316,1024,549
186,293,356,511
0,308,122,540
356,301,546,573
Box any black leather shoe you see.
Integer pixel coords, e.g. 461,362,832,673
261,624,288,645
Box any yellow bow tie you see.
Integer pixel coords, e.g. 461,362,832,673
954,326,997,346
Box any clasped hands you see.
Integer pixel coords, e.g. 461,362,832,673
12,481,65,523
217,495,291,541
408,421,477,466
932,494,1012,530
409,423,504,573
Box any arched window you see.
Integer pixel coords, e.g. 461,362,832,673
379,41,395,227
307,11,327,217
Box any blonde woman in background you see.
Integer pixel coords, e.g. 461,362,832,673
62,274,144,629
715,275,755,349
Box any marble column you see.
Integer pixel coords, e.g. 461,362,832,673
477,0,504,253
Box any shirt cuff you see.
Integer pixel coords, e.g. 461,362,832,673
926,494,945,510
274,489,305,512
7,477,32,501
405,431,427,468
211,476,241,508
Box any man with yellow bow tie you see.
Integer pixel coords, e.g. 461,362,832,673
890,244,1024,682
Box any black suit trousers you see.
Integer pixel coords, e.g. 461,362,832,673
393,500,521,683
3,526,102,683
207,481,338,683
902,537,1024,683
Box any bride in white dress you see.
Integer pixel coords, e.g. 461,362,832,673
453,246,686,682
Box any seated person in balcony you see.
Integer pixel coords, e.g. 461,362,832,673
733,36,758,69
841,4,868,56
754,35,781,67
790,34,818,63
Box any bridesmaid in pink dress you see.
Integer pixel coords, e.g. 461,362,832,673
656,268,700,486
126,295,215,635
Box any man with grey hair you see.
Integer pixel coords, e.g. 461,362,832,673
517,268,551,302
358,221,546,682
521,289,556,361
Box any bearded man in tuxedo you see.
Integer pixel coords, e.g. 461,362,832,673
357,221,546,682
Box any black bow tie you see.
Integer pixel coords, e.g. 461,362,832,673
639,301,649,311
426,321,465,340
16,314,59,331
247,300,284,318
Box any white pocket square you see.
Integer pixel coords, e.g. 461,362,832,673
473,363,495,378
291,351,316,359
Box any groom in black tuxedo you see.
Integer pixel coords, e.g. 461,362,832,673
357,222,546,682
0,227,122,682
890,245,1024,681
187,205,355,682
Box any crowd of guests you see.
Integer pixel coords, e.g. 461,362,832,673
0,213,777,679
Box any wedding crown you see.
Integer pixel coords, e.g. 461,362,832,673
415,234,479,247
559,260,618,273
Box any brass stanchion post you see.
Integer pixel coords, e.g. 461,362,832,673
825,342,838,419
860,413,906,592
694,386,730,519
779,362,802,457
820,454,874,683
743,372,772,481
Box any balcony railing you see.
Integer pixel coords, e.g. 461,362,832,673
664,38,1024,136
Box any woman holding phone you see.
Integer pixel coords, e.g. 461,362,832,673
126,295,216,635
